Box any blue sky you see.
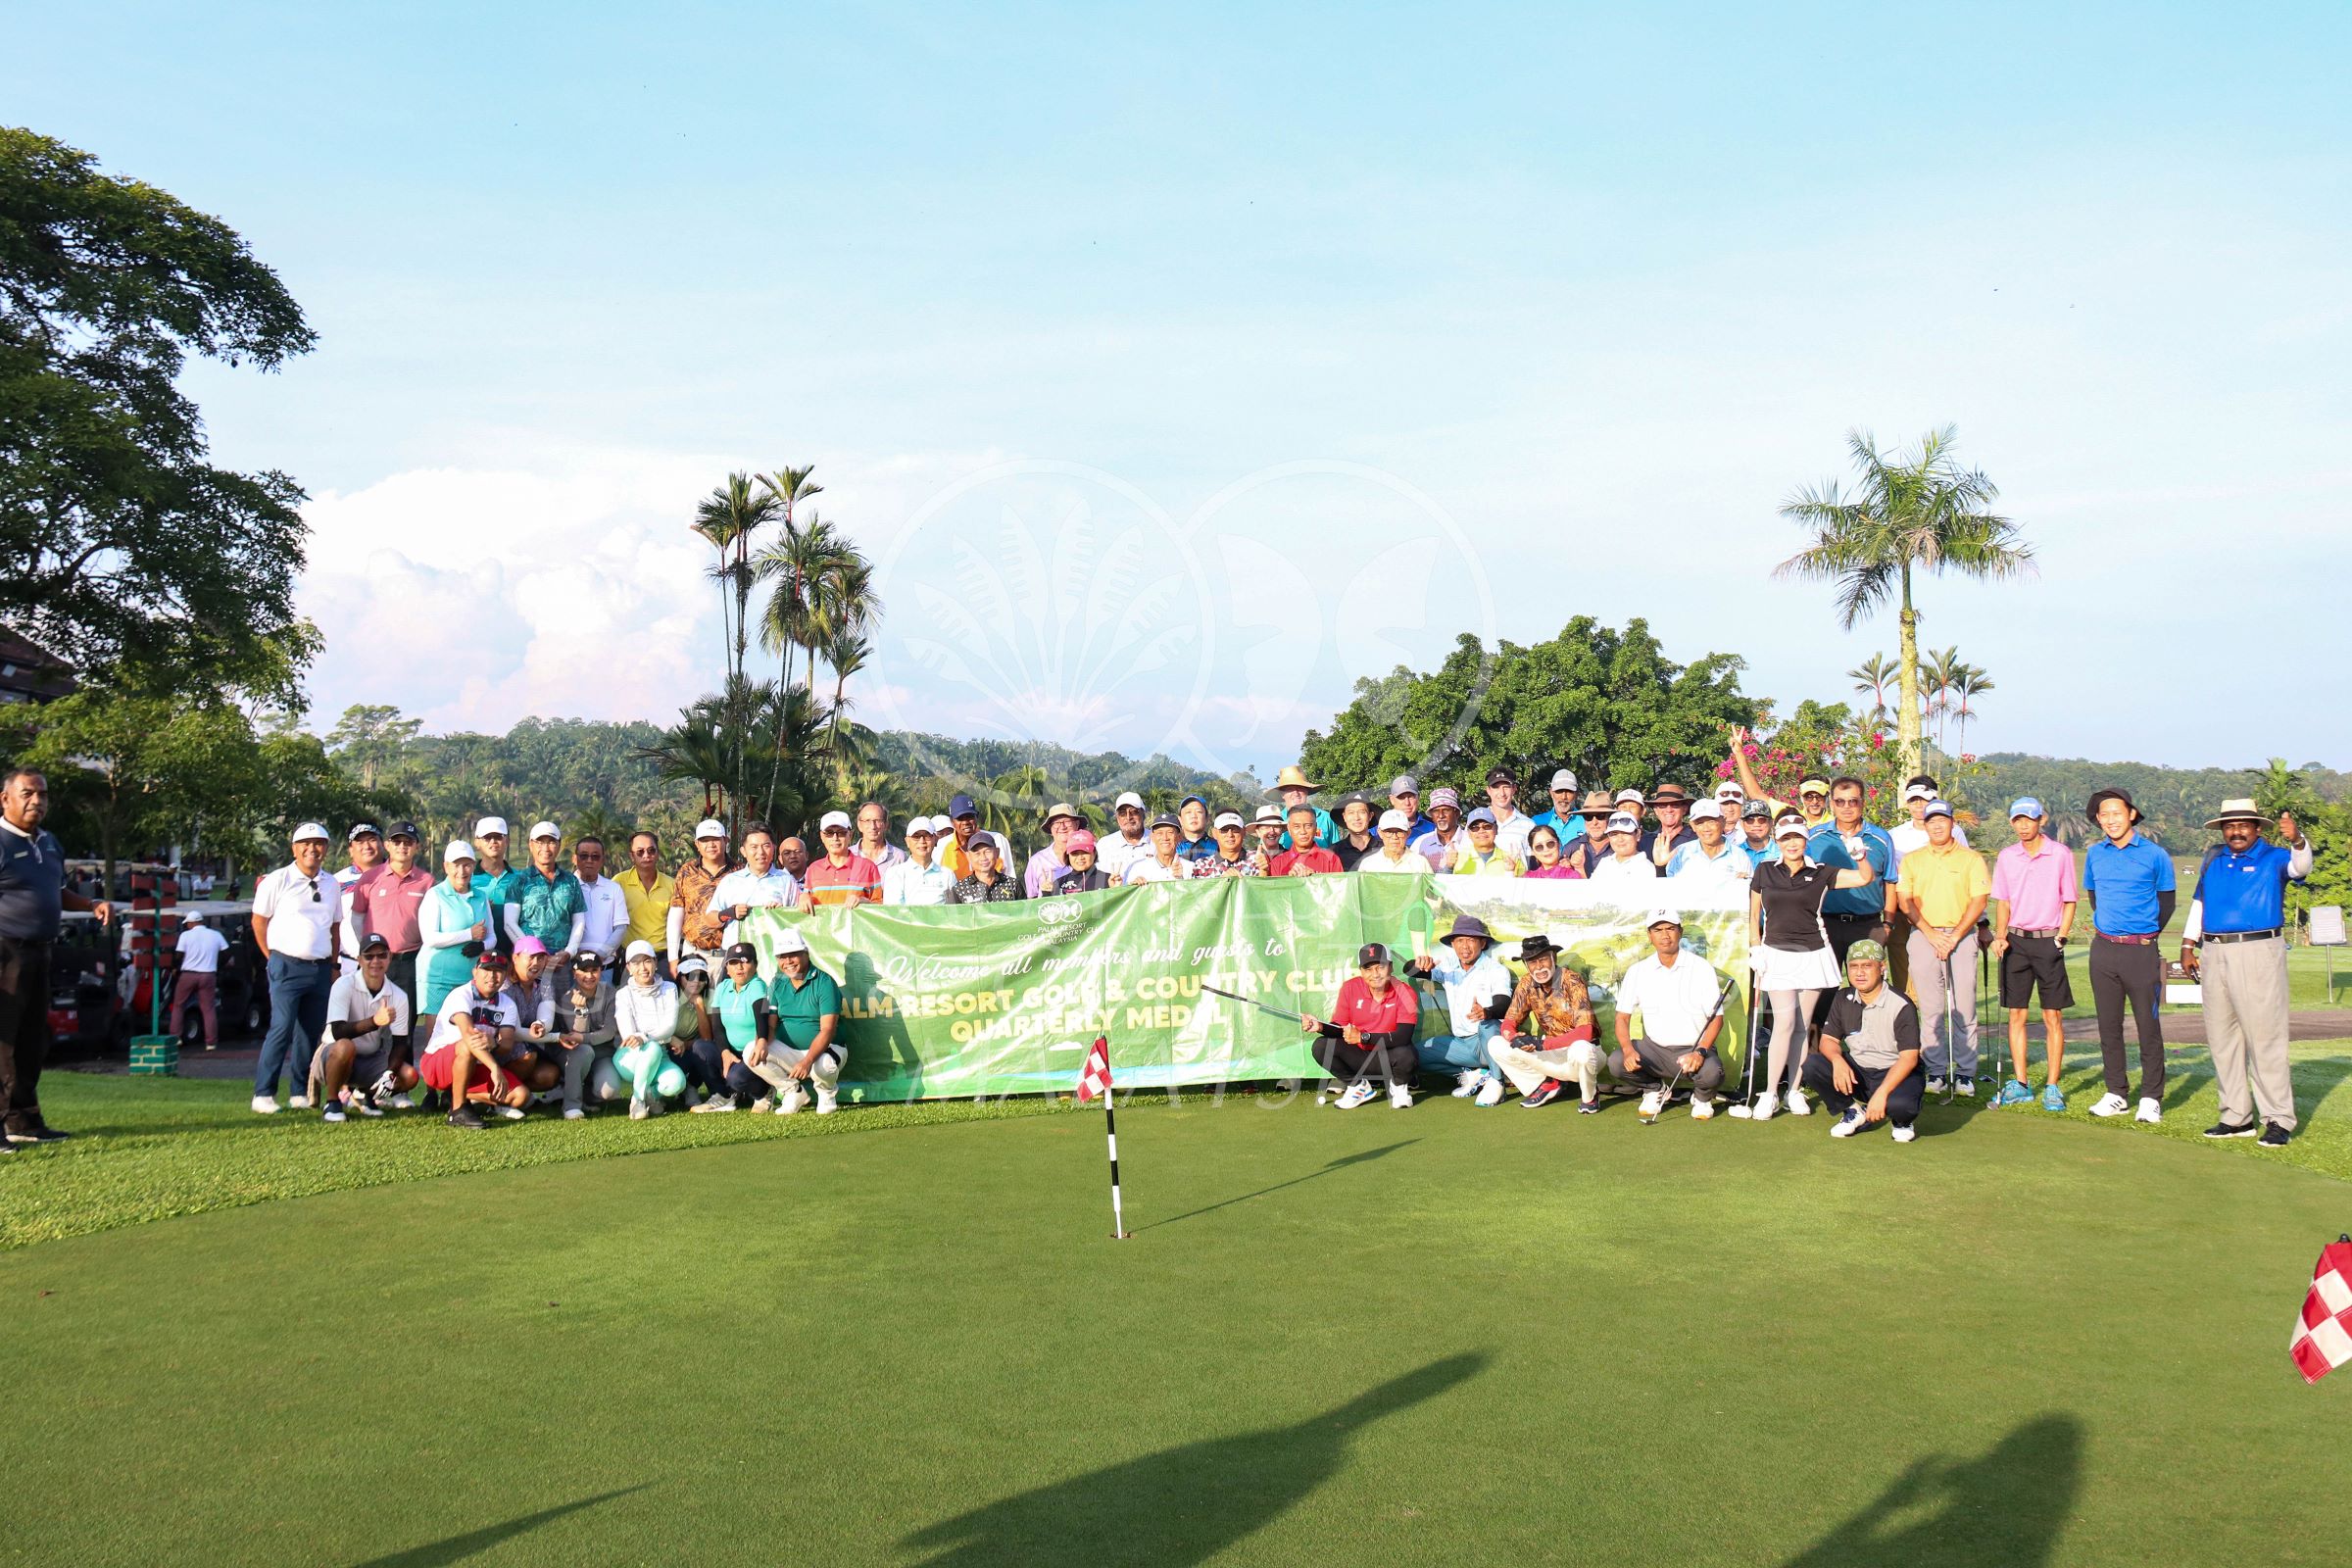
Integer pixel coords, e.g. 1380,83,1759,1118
12,4,2348,777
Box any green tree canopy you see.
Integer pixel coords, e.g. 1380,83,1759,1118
0,125,317,701
1298,618,1757,797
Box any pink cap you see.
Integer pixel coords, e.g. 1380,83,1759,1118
513,935,549,956
1066,830,1098,854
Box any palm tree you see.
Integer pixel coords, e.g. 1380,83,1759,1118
637,705,733,818
692,474,779,837
753,465,824,689
1776,425,2032,781
1847,653,1896,726
1949,664,1993,756
1923,646,1963,751
820,623,871,760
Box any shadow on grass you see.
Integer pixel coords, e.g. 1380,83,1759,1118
903,1352,1485,1566
1135,1140,1419,1231
351,1484,646,1566
1782,1413,2081,1567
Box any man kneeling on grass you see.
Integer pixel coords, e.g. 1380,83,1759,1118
754,929,845,1115
317,933,419,1121
1801,939,1924,1144
1610,911,1729,1119
1489,934,1603,1111
1299,943,1419,1110
423,951,532,1131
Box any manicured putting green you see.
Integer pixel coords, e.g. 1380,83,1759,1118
2,1086,2347,1566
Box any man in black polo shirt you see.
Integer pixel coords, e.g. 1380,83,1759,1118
0,767,114,1147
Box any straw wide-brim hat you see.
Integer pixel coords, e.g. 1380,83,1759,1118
1272,764,1318,792
2203,797,2267,830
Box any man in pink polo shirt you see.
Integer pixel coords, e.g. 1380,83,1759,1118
350,820,434,1086
1986,797,2078,1111
801,810,883,909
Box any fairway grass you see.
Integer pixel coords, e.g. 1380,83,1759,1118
2,1058,2350,1565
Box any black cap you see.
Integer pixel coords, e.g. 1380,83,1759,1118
1741,800,1773,820
1357,942,1392,967
385,820,419,841
725,942,758,963
1487,765,1515,786
2085,787,2140,826
357,932,390,955
473,949,512,970
1151,812,1181,830
572,949,604,967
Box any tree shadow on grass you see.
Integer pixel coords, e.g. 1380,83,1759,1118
351,1484,646,1566
902,1352,1485,1566
1134,1140,1419,1232
1781,1413,2081,1567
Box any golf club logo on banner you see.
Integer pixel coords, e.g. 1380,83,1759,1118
1037,899,1083,928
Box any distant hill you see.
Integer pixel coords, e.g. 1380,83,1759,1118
1959,754,2349,848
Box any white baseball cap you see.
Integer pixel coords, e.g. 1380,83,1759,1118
772,928,810,956
1690,799,1724,822
1378,808,1412,833
528,820,561,841
1642,908,1684,930
818,809,852,832
291,821,329,844
1549,768,1578,792
443,839,477,865
1605,812,1641,834
1775,813,1810,840
1113,791,1146,810
1715,781,1744,800
1903,782,1935,803
1213,810,1245,830
625,939,657,961
695,818,726,840
1613,788,1646,807
1389,774,1418,797
906,816,939,838
474,815,509,837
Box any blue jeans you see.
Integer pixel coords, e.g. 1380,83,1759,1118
1415,1021,1501,1081
255,955,335,1099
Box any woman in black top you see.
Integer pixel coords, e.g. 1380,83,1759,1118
1743,813,1880,1119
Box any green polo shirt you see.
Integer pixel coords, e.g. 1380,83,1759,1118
510,867,586,947
770,965,842,1052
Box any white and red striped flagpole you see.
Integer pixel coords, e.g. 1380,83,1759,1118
1078,1035,1128,1239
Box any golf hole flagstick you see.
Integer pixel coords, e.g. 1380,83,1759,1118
1200,982,1341,1102
1726,978,1767,1119
1073,1036,1128,1239
1640,972,1737,1126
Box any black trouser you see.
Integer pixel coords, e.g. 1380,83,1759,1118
2088,936,2165,1100
1610,1037,1726,1099
0,936,53,1136
1815,913,1882,1026
387,950,418,1067
685,1036,739,1099
1800,1053,1923,1127
1312,1035,1416,1090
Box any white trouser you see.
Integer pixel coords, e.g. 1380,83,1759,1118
1490,1038,1603,1100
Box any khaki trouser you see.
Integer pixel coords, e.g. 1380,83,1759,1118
2203,937,2295,1132
1907,927,1980,1079
1491,1037,1603,1101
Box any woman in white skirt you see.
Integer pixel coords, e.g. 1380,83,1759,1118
1744,812,1884,1118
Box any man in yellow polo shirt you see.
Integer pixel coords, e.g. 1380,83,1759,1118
1894,799,1992,1094
619,831,676,976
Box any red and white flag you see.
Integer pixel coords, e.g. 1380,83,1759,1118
2290,1236,2352,1385
1075,1036,1112,1103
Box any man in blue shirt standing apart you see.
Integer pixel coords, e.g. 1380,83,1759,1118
2181,799,2314,1148
2080,787,2177,1125
0,768,114,1147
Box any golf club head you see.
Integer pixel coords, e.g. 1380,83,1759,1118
1726,1102,1753,1118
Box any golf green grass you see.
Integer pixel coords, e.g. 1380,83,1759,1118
4,1058,2351,1566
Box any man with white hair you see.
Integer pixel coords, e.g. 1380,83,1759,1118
1491,934,1604,1111
884,817,956,906
250,822,344,1113
1096,792,1152,883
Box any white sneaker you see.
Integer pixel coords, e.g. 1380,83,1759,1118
777,1084,808,1116
2088,1093,2131,1118
563,1107,584,1121
1473,1077,1504,1108
287,1094,312,1109
1638,1090,1664,1119
814,1087,839,1115
1388,1085,1414,1110
387,1093,415,1110
628,1098,650,1121
2135,1098,2162,1124
1925,1077,1948,1095
1890,1123,1917,1144
1450,1070,1482,1099
1785,1089,1811,1116
1690,1098,1715,1121
497,1104,525,1120
1335,1081,1377,1110
1750,1095,1777,1121
690,1096,736,1113
251,1095,280,1114
1831,1106,1866,1138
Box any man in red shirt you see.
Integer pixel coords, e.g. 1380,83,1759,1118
1300,942,1420,1108
1269,805,1345,876
801,810,883,909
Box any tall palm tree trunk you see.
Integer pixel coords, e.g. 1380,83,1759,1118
1896,564,1923,781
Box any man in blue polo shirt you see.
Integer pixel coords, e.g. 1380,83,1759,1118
2079,787,2176,1124
2181,799,2314,1147
1529,768,1584,845
1806,776,1897,1022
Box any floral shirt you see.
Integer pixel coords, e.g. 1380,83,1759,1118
948,873,1024,905
1191,854,1261,878
671,858,731,953
1501,964,1594,1041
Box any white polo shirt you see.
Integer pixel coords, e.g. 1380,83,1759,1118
253,862,344,960
883,858,956,906
1615,951,1726,1047
576,874,629,958
1123,857,1187,885
1095,832,1151,884
426,984,522,1052
710,866,803,946
174,924,229,974
323,972,411,1054
1586,854,1661,898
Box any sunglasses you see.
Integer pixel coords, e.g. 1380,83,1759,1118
304,877,320,903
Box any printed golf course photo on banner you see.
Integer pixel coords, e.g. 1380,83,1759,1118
741,876,1751,1102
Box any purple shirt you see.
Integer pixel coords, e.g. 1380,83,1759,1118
1990,838,2078,931
1023,847,1069,900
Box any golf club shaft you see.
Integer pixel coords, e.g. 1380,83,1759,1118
1199,983,1306,1025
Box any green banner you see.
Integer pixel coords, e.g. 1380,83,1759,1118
742,875,1750,1102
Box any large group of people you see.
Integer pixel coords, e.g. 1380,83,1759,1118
0,760,2321,1150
